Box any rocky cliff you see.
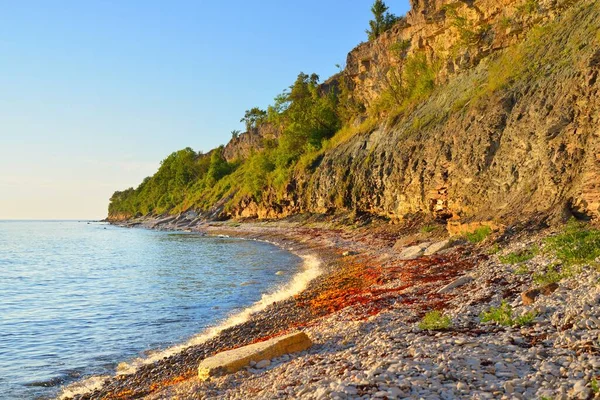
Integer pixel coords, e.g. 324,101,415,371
222,0,600,225
109,0,600,228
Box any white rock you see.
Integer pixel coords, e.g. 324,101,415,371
256,359,271,369
438,275,474,294
424,240,452,256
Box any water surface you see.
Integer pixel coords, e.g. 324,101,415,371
0,221,300,399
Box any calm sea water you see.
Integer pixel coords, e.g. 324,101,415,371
0,221,301,399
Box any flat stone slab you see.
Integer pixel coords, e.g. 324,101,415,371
397,242,432,260
424,239,452,256
437,275,474,294
198,331,312,380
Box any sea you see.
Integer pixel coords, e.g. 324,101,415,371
0,220,309,399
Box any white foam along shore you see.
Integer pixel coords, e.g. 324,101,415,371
58,250,322,399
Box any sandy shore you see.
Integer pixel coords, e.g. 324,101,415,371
63,216,600,400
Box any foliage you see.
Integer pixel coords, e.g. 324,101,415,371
420,224,437,234
513,265,530,275
231,130,241,139
480,301,536,327
419,311,452,330
109,70,343,217
108,147,237,217
445,6,491,46
241,107,267,131
592,378,599,394
544,219,600,266
464,226,492,244
366,0,399,41
487,243,501,255
372,52,438,117
518,0,540,15
389,39,411,57
499,246,539,264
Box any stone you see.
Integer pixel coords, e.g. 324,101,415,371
424,240,452,256
198,331,312,380
398,244,428,260
255,359,271,369
540,283,559,296
522,288,541,305
437,275,474,294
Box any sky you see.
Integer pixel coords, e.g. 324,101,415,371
0,1,411,220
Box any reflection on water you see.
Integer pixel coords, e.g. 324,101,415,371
0,221,300,399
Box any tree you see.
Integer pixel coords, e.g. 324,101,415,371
231,130,241,140
366,0,398,41
240,107,267,131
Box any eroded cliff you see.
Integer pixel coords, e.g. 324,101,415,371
109,0,600,228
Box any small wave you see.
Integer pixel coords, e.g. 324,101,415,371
116,253,321,375
58,376,110,399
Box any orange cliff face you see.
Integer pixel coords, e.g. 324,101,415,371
222,0,600,225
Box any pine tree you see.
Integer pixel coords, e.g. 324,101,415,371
366,0,398,41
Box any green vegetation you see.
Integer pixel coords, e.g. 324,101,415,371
372,52,438,118
240,107,267,131
533,263,581,285
389,39,411,57
592,378,599,394
499,246,538,265
513,265,530,275
366,0,400,41
544,220,600,266
109,71,342,217
420,224,437,234
419,311,452,330
487,243,501,255
446,7,491,46
480,301,536,327
464,226,492,244
518,0,540,15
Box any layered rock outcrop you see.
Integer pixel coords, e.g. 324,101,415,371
224,0,600,224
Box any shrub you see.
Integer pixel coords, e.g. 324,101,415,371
480,301,536,326
465,226,492,243
499,246,539,264
419,311,452,330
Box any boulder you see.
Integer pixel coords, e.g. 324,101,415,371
398,245,425,260
423,240,452,256
522,283,559,305
198,331,312,380
522,288,541,305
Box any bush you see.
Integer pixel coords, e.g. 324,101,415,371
419,311,452,330
480,301,536,326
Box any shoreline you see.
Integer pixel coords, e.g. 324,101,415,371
60,218,346,400
63,216,600,399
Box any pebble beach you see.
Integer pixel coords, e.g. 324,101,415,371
64,217,600,400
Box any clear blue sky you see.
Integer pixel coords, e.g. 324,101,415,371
0,1,411,219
